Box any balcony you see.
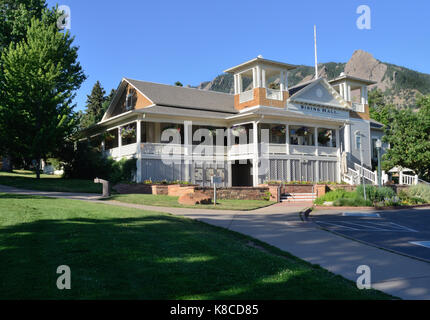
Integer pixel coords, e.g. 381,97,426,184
239,90,254,103
266,88,283,101
351,102,365,113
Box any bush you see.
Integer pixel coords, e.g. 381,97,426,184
407,184,430,203
314,189,356,205
334,197,373,207
59,141,136,184
355,185,396,203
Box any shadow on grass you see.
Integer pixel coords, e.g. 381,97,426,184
0,193,57,200
0,213,391,300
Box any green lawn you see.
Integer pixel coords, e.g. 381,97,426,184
0,170,101,193
0,193,393,299
109,194,275,211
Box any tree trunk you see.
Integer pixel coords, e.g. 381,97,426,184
36,159,41,179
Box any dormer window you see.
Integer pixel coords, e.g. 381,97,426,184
126,94,133,110
126,91,134,111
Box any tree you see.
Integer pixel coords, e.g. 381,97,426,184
174,81,183,87
80,81,106,128
368,89,392,125
0,0,48,168
80,86,115,129
0,13,86,178
0,0,47,52
381,97,430,180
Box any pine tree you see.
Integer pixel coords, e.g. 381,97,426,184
81,81,106,128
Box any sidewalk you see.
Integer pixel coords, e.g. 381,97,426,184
1,184,430,299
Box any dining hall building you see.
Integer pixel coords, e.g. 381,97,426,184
82,56,384,187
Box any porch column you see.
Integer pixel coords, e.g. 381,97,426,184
118,126,122,155
344,123,351,156
314,127,319,156
154,122,161,143
184,121,192,183
227,126,233,187
136,120,142,183
285,124,290,155
252,121,259,187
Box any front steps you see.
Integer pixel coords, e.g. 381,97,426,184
281,193,317,203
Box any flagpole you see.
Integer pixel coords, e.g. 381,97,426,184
314,25,318,79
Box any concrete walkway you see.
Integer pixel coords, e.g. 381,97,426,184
1,184,430,299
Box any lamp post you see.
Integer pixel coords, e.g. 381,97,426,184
376,139,382,188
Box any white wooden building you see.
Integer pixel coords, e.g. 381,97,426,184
82,56,384,187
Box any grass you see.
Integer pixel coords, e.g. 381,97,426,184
0,170,101,193
0,193,393,300
109,194,275,211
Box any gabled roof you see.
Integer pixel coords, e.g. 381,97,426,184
102,78,236,121
125,78,236,113
288,78,350,109
329,74,377,86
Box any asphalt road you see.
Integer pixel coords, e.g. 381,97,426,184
312,208,430,262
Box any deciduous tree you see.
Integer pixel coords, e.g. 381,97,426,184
0,13,86,178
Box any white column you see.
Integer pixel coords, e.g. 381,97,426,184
285,71,289,90
227,126,233,187
344,123,351,155
314,127,319,156
184,121,192,183
280,71,285,92
343,82,349,101
118,126,122,155
262,69,266,88
154,122,161,143
252,68,257,89
256,65,261,88
136,120,142,183
336,128,341,183
252,122,259,187
238,74,243,93
285,124,290,155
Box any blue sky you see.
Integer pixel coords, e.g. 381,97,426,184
47,0,430,111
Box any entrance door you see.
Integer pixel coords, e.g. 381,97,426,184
232,161,253,186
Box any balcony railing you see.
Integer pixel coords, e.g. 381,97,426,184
266,88,283,101
351,102,365,113
239,90,254,103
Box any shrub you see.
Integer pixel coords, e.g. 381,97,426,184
59,141,136,184
355,185,396,203
407,184,430,203
334,197,373,207
314,189,356,205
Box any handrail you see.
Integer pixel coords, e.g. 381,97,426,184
418,178,430,185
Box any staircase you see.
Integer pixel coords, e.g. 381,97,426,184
343,161,377,185
281,193,317,203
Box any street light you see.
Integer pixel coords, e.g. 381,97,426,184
376,139,382,188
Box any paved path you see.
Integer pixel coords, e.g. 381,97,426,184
1,184,430,299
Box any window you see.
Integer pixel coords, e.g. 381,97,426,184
355,134,362,150
125,90,135,111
